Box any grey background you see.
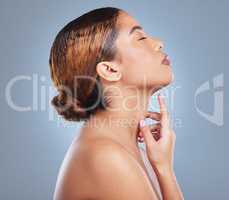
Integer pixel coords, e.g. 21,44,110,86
0,0,228,199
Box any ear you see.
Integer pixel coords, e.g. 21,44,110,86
96,61,122,82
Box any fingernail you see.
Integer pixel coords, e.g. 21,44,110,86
140,119,146,127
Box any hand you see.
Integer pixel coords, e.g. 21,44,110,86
138,94,176,172
137,112,161,143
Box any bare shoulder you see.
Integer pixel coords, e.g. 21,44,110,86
54,134,158,200
81,138,159,200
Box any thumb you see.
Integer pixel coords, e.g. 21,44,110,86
139,119,157,147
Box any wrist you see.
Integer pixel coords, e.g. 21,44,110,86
152,164,175,177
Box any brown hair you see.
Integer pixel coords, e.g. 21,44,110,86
49,7,122,122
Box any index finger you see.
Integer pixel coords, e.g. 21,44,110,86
158,94,167,113
157,94,170,129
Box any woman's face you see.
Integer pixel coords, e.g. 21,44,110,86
115,12,174,90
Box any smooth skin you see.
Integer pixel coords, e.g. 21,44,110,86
139,94,184,200
53,11,184,200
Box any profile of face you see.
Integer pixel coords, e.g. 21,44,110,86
97,11,174,92
49,8,175,121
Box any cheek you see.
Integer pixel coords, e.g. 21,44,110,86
134,48,159,69
118,43,172,87
121,50,159,80
123,66,143,84
121,56,173,88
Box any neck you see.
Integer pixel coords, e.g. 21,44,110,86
89,86,158,148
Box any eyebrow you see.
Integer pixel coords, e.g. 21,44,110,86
129,25,143,35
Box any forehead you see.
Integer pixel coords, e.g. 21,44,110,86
113,12,143,63
117,12,141,33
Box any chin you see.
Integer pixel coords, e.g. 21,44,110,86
162,70,174,86
151,74,174,91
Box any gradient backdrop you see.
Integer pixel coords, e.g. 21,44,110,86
1,0,228,199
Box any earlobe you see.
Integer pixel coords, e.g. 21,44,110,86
96,61,122,82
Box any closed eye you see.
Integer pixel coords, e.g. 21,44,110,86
138,37,147,41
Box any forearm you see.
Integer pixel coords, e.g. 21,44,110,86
153,166,184,200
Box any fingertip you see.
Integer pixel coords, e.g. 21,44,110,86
138,131,143,137
137,135,144,143
158,95,167,112
139,119,146,128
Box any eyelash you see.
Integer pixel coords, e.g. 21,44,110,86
138,37,147,41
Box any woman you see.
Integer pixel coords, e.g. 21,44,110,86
49,7,184,200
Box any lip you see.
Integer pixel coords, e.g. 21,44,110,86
161,54,171,66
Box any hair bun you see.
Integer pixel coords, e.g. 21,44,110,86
51,91,89,122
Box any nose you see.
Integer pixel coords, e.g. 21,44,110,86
151,38,164,51
158,40,164,50
155,40,164,51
